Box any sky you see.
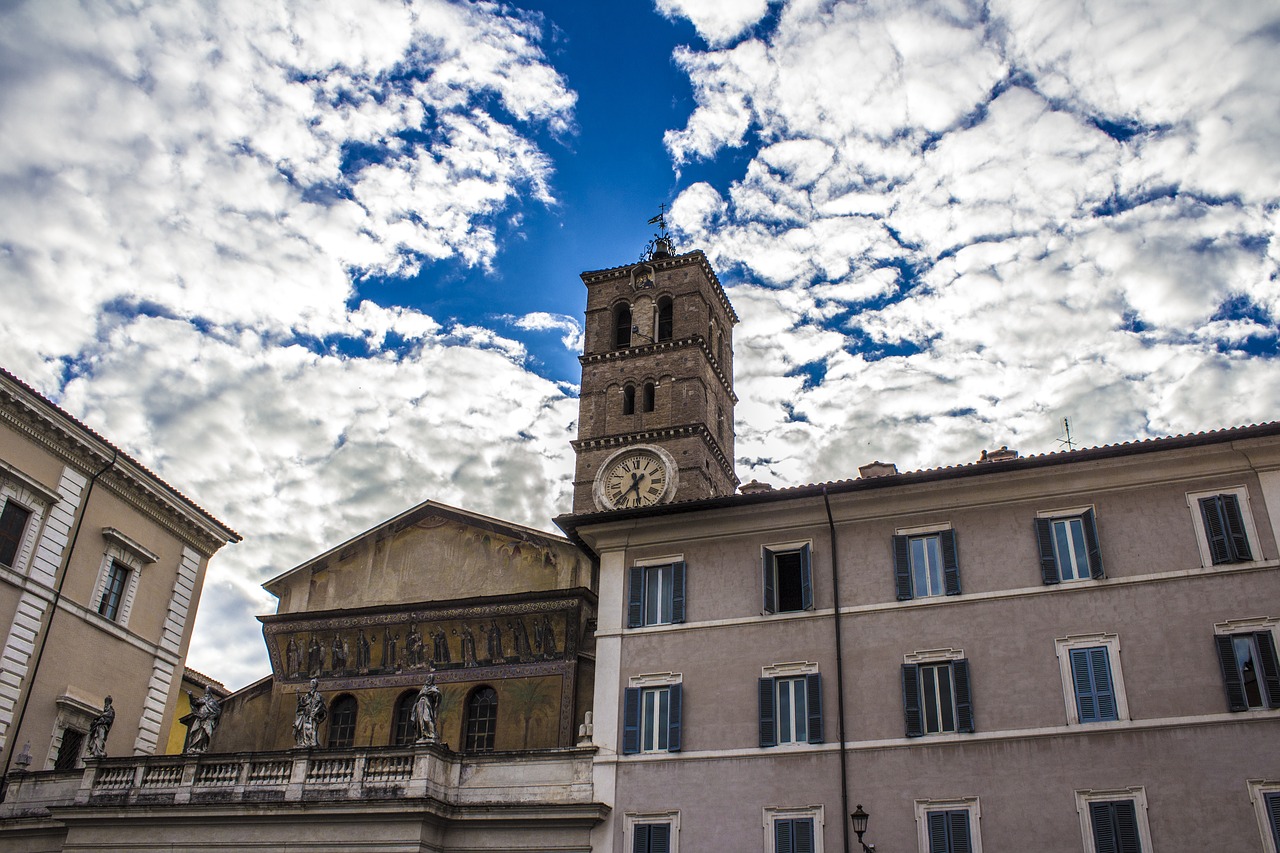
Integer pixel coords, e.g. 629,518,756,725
1,0,1277,689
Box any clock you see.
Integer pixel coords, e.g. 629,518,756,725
593,446,678,510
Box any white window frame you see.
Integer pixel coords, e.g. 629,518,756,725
44,691,101,770
1075,787,1153,853
624,810,681,853
763,804,825,853
629,672,681,754
905,648,965,736
0,467,58,576
1215,617,1280,710
91,528,158,627
1055,633,1130,725
914,796,983,853
1187,485,1260,568
1036,506,1098,582
1248,779,1280,853
762,539,814,614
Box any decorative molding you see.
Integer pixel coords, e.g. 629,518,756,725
0,461,61,505
579,334,737,401
581,250,738,324
573,423,737,484
101,528,159,564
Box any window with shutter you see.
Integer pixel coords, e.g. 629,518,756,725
774,817,815,853
1070,647,1118,722
926,809,972,853
1265,792,1280,851
759,673,823,746
903,657,973,736
633,822,673,853
1215,630,1280,710
1199,493,1253,563
763,544,812,613
1089,800,1143,853
628,562,686,627
1035,509,1104,583
623,681,682,754
893,529,961,599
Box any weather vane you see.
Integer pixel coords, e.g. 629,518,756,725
640,203,674,262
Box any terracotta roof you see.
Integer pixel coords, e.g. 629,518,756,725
0,365,241,542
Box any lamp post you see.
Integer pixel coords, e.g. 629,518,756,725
850,804,876,852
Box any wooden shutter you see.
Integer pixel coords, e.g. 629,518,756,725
762,549,776,614
1082,508,1105,578
1265,793,1280,851
1070,648,1098,721
1071,647,1116,722
1221,493,1252,560
805,673,823,744
902,664,923,737
927,811,950,853
948,810,972,853
634,824,651,853
627,566,644,628
1034,518,1059,584
649,824,671,853
1214,634,1248,711
1255,631,1280,707
667,683,682,752
952,659,974,733
1114,801,1141,853
1090,802,1118,853
671,561,687,624
799,543,813,610
759,677,777,747
940,529,961,595
892,535,913,600
622,687,641,754
793,818,814,853
775,817,793,853
1200,496,1233,564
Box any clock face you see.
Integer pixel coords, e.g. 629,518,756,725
601,450,670,509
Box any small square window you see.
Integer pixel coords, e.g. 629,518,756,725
1075,788,1152,853
763,543,812,614
764,806,824,853
627,812,679,853
893,528,960,599
627,561,686,627
915,798,982,853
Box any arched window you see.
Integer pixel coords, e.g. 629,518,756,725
614,304,632,349
656,296,674,342
643,382,656,413
391,690,417,746
623,385,636,416
328,694,357,748
465,686,498,752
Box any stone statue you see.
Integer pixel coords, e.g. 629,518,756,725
183,686,222,754
410,672,442,744
293,678,327,748
86,696,115,758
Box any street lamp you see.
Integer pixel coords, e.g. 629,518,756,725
850,804,876,852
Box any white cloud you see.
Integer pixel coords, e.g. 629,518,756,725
656,0,774,46
508,312,585,352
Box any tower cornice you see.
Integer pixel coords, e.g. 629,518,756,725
571,423,738,486
579,335,737,402
580,250,738,325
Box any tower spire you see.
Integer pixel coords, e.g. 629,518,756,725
642,204,673,261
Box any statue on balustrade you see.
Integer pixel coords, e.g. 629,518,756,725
293,678,328,748
86,696,115,758
183,685,222,754
410,671,442,744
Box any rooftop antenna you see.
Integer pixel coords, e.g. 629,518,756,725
641,203,674,261
1057,417,1076,452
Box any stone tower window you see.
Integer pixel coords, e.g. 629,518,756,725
614,304,633,349
643,383,656,413
623,385,637,416
656,296,674,342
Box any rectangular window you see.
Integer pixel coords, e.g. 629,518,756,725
759,672,823,747
633,822,672,853
774,817,815,853
1264,791,1280,853
1215,631,1280,710
1070,646,1118,722
97,560,130,621
1089,800,1143,853
628,562,686,627
53,729,84,771
623,682,682,754
903,659,973,736
925,809,972,853
0,499,32,568
1199,493,1253,564
763,544,812,614
894,529,960,599
1035,509,1103,583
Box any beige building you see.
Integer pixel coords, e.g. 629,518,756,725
0,367,238,779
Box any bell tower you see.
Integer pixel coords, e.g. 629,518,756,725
571,226,738,514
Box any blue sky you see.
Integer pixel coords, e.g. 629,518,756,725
1,0,1277,688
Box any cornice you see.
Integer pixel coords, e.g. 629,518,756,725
0,373,239,556
579,334,737,402
580,250,739,325
572,423,738,484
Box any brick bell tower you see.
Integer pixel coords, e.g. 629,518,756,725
571,222,739,513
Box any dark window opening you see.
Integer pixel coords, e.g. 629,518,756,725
643,383,656,412
0,500,32,567
622,385,636,416
54,729,84,770
392,690,417,745
614,305,632,349
465,686,498,752
656,297,673,342
775,551,805,612
98,560,130,621
328,694,357,748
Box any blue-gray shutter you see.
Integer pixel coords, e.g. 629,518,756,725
1221,493,1252,560
622,687,641,753
1071,647,1116,722
949,810,972,853
775,816,793,853
940,529,961,595
902,663,923,737
1214,634,1248,711
649,824,671,853
759,677,777,747
762,548,776,614
634,824,651,853
671,561,686,623
1265,793,1280,850
1082,508,1105,578
1256,631,1280,707
627,566,644,628
1034,518,1059,584
805,673,823,744
1114,801,1141,853
893,535,913,599
793,818,814,853
667,683,682,752
1200,496,1233,564
953,659,974,733
799,543,813,610
1092,799,1141,853
927,811,949,853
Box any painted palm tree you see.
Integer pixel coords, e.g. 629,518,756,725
506,678,556,748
